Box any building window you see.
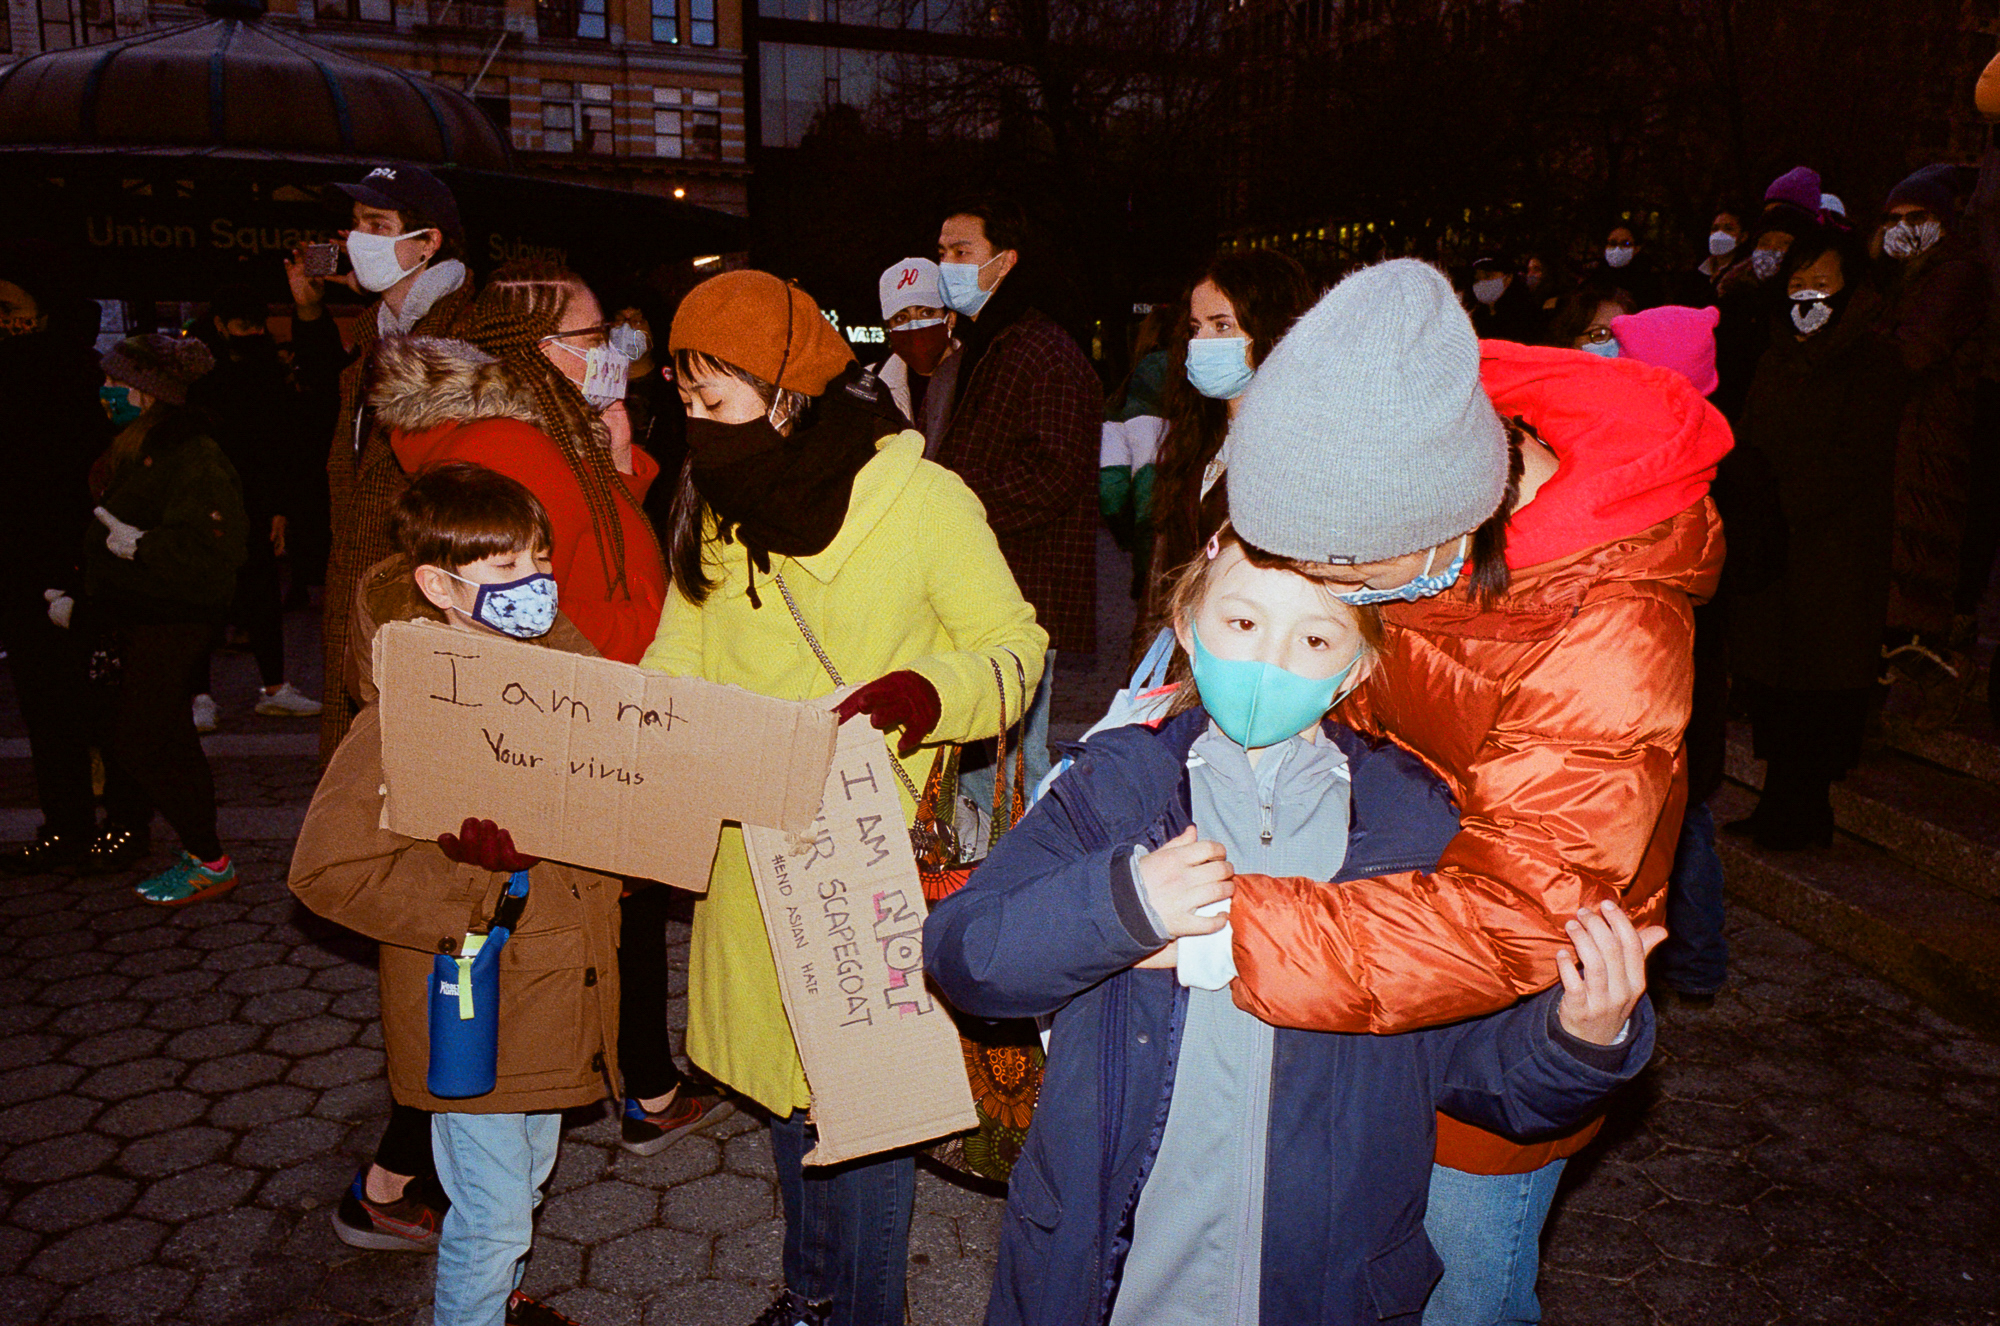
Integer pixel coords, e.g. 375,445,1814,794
689,89,722,159
690,0,717,45
653,88,684,158
655,88,722,160
326,0,396,21
652,0,678,43
537,0,608,40
542,82,616,154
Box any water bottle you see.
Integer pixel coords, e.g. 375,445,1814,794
426,870,530,1099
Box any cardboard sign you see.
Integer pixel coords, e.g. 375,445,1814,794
745,718,977,1165
375,620,837,888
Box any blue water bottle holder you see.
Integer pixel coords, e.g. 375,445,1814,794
427,869,531,1099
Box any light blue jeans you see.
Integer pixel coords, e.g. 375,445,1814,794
432,1111,562,1326
1421,1159,1567,1326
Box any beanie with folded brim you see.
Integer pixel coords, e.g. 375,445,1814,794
668,269,854,396
101,333,216,406
1225,259,1508,565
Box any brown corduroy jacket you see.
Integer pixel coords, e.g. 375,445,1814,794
299,285,476,761
289,557,623,1114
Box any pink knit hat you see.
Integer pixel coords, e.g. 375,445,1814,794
1609,305,1721,397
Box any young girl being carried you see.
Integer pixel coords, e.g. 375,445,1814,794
925,527,1665,1326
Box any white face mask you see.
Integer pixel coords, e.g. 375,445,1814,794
1882,218,1943,261
1708,231,1739,257
1750,247,1785,281
345,230,430,293
1471,277,1507,306
1604,244,1635,270
551,340,631,411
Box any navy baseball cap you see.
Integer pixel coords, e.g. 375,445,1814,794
334,164,462,236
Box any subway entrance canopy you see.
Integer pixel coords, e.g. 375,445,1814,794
0,0,745,301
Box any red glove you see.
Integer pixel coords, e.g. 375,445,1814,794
834,670,942,757
437,817,539,872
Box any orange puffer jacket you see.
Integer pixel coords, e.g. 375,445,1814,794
1229,343,1731,1173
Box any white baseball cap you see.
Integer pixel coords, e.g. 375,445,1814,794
879,258,943,320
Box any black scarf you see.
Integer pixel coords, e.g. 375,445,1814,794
688,366,903,598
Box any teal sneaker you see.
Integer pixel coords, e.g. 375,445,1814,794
134,851,237,907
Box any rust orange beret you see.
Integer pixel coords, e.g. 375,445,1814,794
668,269,854,395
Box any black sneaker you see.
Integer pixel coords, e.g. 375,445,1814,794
0,827,89,875
330,1168,445,1252
78,823,149,875
750,1290,832,1326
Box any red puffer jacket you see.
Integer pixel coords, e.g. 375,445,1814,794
1229,342,1731,1172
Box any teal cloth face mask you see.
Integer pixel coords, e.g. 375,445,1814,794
1189,622,1359,749
100,385,143,427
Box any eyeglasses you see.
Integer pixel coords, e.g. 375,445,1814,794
537,322,617,345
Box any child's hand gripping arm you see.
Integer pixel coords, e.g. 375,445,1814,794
1130,826,1236,981
1555,900,1667,1046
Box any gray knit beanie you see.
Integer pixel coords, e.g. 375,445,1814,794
1226,259,1508,564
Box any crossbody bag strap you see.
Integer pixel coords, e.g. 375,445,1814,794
773,571,924,807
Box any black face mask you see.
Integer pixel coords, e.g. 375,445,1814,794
685,371,896,586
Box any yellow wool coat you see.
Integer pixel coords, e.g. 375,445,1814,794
640,432,1047,1114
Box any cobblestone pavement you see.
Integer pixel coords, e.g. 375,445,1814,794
0,582,1996,1324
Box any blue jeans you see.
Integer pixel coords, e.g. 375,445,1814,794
768,1109,915,1326
1657,799,1728,995
1421,1159,1566,1326
432,1111,561,1326
960,648,1056,811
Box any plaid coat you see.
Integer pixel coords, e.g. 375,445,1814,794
935,308,1101,653
295,286,475,760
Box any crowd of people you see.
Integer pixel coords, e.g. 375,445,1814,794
0,102,1993,1326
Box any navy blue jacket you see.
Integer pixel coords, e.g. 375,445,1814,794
925,709,1656,1325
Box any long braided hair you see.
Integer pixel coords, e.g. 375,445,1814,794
461,260,654,595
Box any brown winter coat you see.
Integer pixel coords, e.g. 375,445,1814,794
289,557,622,1113
302,284,476,761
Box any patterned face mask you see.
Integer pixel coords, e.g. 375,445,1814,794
550,340,631,411
444,570,559,639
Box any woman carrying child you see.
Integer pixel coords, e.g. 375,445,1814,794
639,270,1047,1326
1219,260,1730,1324
925,523,1661,1324
292,463,618,1326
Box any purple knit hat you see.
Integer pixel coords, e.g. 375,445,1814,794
100,334,215,406
1764,166,1822,214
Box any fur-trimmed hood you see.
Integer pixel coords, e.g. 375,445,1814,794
368,334,540,432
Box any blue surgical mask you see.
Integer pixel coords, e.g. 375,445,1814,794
1332,535,1469,606
939,254,1003,316
100,384,143,427
445,570,559,639
1185,336,1255,400
1190,622,1360,750
1579,337,1621,359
